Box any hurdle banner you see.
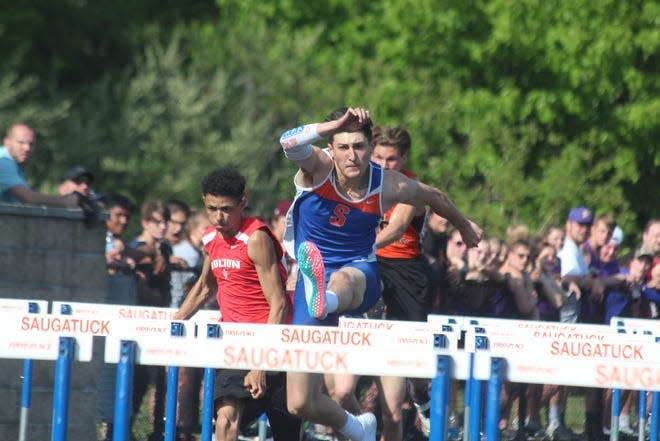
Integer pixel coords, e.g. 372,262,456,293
464,323,660,391
0,306,94,441
104,321,440,378
4,299,660,441
51,300,219,324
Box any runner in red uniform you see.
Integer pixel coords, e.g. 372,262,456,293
175,167,300,441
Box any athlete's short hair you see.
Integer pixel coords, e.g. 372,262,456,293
324,107,373,143
371,125,411,156
202,168,246,202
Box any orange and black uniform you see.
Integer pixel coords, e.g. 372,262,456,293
376,170,433,321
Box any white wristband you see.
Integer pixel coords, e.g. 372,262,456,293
283,143,313,161
280,123,321,148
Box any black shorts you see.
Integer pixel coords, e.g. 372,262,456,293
214,369,300,440
377,255,433,322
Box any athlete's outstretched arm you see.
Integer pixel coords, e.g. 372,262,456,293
173,250,216,320
382,170,482,248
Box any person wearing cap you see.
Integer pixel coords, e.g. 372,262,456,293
598,238,652,439
58,166,95,197
0,123,79,207
558,206,595,322
557,206,606,441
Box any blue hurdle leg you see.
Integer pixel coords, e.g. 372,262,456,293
638,391,647,441
611,389,621,441
201,367,215,441
51,337,74,441
650,392,659,441
483,358,505,441
113,341,136,441
430,355,452,441
19,359,33,441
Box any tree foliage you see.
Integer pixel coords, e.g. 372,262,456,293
1,0,657,244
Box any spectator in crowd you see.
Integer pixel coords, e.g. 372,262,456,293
166,198,194,308
0,123,79,207
602,242,652,438
173,167,300,441
440,227,471,313
638,219,660,258
544,225,565,254
525,240,566,438
165,199,204,441
104,193,137,275
98,192,138,441
487,235,504,268
583,215,616,268
558,207,595,323
579,214,616,326
558,206,607,441
642,258,660,317
279,106,480,441
422,213,450,314
58,166,95,197
128,200,172,441
270,199,298,293
505,224,530,248
422,212,449,263
495,240,539,439
495,240,539,320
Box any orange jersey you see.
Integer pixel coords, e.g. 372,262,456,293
376,169,426,259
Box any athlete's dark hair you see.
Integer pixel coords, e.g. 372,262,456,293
324,107,373,143
202,168,245,202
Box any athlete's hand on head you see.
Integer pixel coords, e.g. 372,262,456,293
337,107,371,132
460,220,483,249
244,370,266,399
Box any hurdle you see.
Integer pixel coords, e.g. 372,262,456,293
50,301,219,441
104,318,453,441
461,319,660,441
4,299,660,441
0,299,48,441
0,308,93,441
611,316,660,441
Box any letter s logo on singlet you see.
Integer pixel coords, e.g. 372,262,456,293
329,204,350,227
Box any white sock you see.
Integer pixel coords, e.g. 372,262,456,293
338,411,363,439
619,413,630,428
548,406,560,427
326,290,339,314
